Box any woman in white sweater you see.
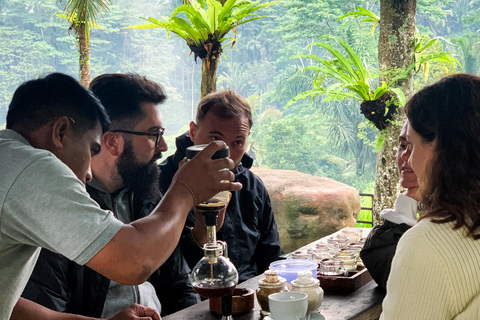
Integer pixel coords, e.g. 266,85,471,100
380,74,480,319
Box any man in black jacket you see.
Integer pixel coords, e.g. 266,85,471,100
160,90,281,282
21,74,200,318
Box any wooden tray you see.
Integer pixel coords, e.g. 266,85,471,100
317,266,372,293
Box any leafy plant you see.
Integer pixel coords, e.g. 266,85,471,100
126,0,277,97
414,33,461,82
285,35,406,129
338,7,380,35
286,33,460,130
450,34,480,75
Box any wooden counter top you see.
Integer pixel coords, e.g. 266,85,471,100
164,228,385,320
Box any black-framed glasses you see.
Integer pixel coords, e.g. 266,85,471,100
111,127,165,148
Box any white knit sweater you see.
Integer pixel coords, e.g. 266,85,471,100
380,219,480,319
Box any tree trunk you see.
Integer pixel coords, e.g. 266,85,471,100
78,23,91,88
373,0,416,224
201,56,219,98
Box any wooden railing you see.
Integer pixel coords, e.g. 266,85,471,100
356,193,374,227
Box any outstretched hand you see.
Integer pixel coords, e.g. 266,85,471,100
107,303,161,320
173,141,242,205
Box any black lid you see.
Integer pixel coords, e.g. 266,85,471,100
186,144,229,160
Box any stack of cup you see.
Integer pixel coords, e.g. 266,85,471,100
337,251,357,272
318,258,346,277
291,250,313,260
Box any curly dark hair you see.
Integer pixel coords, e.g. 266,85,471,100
406,73,480,239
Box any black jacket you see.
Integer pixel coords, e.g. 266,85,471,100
21,185,200,317
159,132,282,282
360,220,411,290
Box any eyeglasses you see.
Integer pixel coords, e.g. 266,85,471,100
111,127,165,148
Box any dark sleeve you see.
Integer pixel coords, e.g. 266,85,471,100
252,185,282,274
21,249,107,317
360,221,411,290
159,139,188,194
21,249,70,312
149,245,201,316
179,212,205,270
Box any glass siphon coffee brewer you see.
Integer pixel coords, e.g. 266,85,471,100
187,144,239,320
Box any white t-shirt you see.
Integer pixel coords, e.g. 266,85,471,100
380,194,418,227
0,129,123,319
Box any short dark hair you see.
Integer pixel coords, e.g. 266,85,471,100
6,73,109,134
406,73,480,239
196,90,252,128
89,73,167,130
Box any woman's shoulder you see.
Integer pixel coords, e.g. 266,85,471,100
399,219,479,265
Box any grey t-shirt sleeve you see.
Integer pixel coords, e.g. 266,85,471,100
1,155,123,265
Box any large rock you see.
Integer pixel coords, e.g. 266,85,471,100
251,167,361,254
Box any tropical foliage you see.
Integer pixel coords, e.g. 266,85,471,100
1,0,475,193
285,35,407,130
127,0,277,97
337,7,380,35
57,0,111,87
285,16,460,131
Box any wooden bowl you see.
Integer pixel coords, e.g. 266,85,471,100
209,288,255,315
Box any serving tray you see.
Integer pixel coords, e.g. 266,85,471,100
318,266,373,293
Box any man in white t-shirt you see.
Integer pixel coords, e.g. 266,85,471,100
18,73,200,319
1,73,241,319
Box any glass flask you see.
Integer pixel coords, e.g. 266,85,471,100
191,242,238,320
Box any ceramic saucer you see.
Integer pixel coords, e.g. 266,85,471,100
264,312,325,320
310,311,325,320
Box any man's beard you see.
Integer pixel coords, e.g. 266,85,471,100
117,140,162,202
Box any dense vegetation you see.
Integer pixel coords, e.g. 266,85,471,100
1,0,479,192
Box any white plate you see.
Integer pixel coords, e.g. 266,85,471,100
310,312,325,320
264,312,325,320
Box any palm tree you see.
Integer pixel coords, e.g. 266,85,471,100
57,0,111,87
450,34,480,75
127,0,276,98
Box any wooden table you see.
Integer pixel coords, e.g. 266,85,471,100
164,228,385,320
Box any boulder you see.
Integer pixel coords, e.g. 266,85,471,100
251,167,361,254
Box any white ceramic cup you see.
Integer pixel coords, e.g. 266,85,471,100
268,291,308,320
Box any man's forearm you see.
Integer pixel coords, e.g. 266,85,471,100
85,181,195,285
11,298,98,320
86,142,242,285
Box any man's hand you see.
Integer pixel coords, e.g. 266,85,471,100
173,141,242,205
11,298,161,320
107,304,161,320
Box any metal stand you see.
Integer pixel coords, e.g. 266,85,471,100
221,292,233,320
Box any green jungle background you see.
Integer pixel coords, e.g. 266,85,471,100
1,0,479,194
